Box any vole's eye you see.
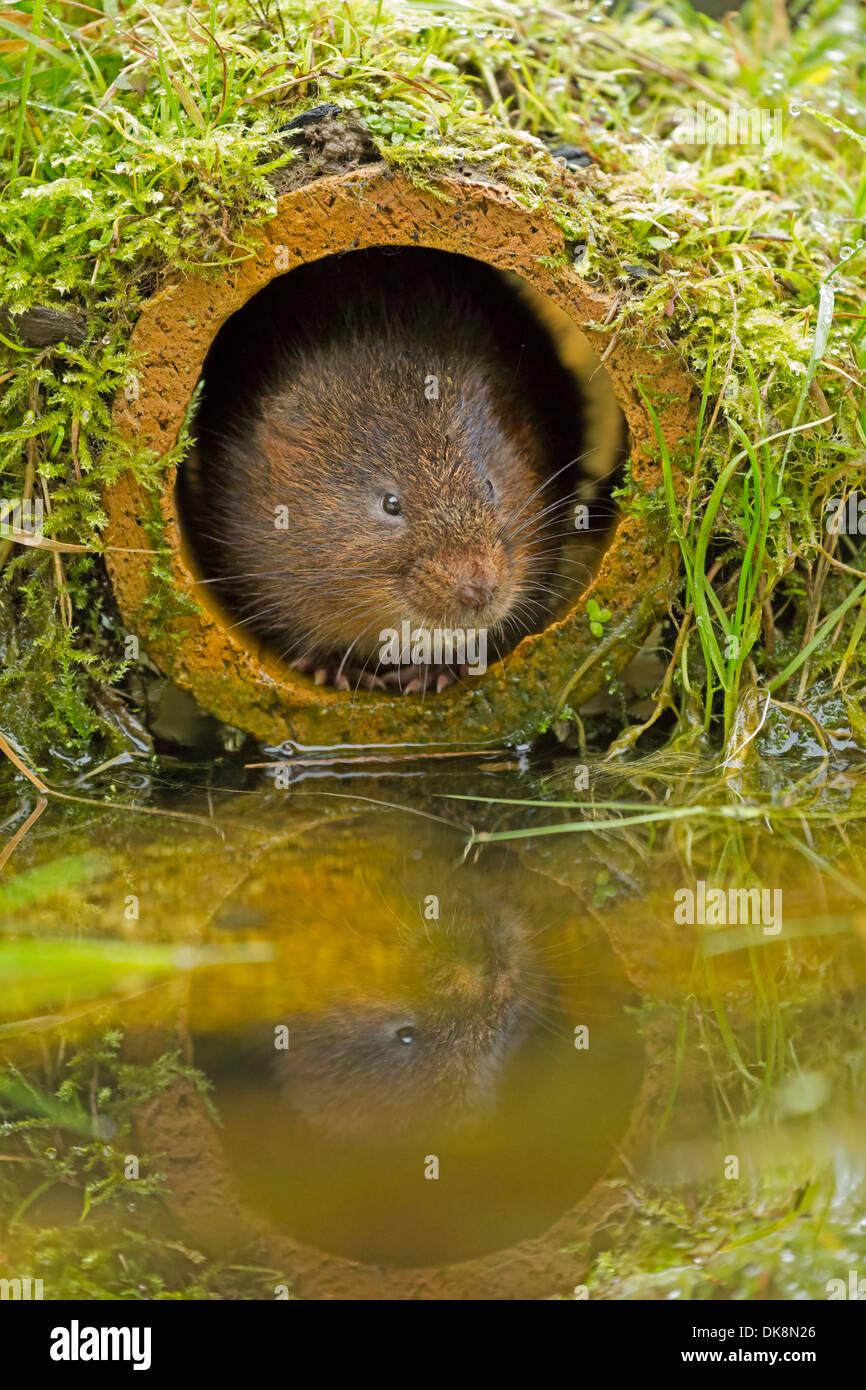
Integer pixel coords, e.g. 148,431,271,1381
484,477,495,500
395,1026,415,1045
382,494,402,517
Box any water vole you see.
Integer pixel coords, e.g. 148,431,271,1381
272,903,540,1139
184,249,585,690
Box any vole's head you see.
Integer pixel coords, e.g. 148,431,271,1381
246,344,563,663
274,904,542,1140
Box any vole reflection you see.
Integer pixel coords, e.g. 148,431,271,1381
190,817,642,1264
273,902,548,1139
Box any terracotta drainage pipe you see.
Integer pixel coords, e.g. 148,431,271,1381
105,167,692,747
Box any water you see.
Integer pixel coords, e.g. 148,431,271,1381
2,748,866,1298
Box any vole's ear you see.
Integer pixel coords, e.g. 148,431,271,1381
259,391,293,431
451,364,491,404
255,404,305,487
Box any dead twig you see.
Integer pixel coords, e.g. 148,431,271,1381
0,729,222,874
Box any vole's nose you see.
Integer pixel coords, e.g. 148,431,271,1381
456,568,499,612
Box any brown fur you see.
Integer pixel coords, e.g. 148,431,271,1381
185,249,582,671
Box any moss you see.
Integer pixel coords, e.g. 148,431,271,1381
581,1177,866,1300
0,1030,289,1299
1,0,865,769
578,989,866,1300
138,487,198,645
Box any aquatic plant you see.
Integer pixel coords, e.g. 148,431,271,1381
0,1031,288,1298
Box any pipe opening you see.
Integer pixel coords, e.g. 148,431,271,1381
176,246,628,697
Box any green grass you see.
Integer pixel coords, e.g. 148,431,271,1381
0,1030,290,1298
0,0,864,767
445,740,866,1135
576,985,866,1300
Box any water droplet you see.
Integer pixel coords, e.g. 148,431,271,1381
45,1147,57,1159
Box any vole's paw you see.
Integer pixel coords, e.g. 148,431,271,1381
289,656,348,687
291,656,388,690
349,669,388,691
290,656,465,694
380,663,465,694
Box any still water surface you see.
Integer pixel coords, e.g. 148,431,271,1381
2,749,865,1295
